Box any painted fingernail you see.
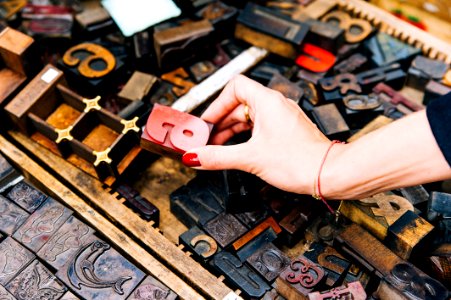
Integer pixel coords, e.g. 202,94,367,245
182,152,201,167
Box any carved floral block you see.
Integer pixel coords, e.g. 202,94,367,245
203,213,247,248
6,181,47,213
0,195,29,236
0,237,35,285
126,276,177,300
0,284,16,300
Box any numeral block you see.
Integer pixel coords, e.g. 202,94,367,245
295,44,336,73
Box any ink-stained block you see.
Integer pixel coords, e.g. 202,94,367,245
75,6,114,38
236,227,278,262
60,291,80,299
249,61,288,84
333,53,368,75
373,83,424,113
268,73,304,104
321,11,372,44
247,243,290,282
37,215,95,269
116,184,159,224
0,195,29,236
161,67,195,97
406,56,449,90
311,104,350,140
212,251,270,298
302,18,345,54
222,169,263,213
13,197,73,252
428,191,451,219
0,237,35,285
56,238,145,300
141,104,213,158
305,212,343,245
0,284,16,300
347,115,393,143
6,260,67,299
275,255,325,299
203,213,247,248
295,43,336,73
179,226,221,263
189,61,217,83
398,185,429,206
6,180,47,213
195,0,237,30
118,71,157,103
126,275,177,300
262,289,286,300
308,281,366,300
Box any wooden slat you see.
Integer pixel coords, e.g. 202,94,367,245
7,130,237,300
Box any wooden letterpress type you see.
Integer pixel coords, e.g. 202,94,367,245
118,71,157,103
333,53,368,75
302,18,345,54
195,0,237,34
116,184,159,224
373,83,424,112
154,20,214,70
21,5,73,38
56,238,145,299
212,251,270,298
203,213,247,248
234,209,269,229
398,185,429,206
13,197,73,252
127,275,177,300
428,192,451,219
406,55,449,91
150,81,177,106
343,94,382,111
427,244,451,288
232,217,282,251
296,43,336,73
246,243,290,282
0,0,26,19
268,72,304,103
75,6,115,37
363,32,421,68
262,289,286,300
423,80,451,105
307,281,366,300
189,61,217,83
342,94,384,129
356,63,406,93
292,0,337,20
305,212,343,244
222,169,263,213
235,3,310,59
236,227,278,262
297,79,319,106
321,11,372,44
319,73,361,103
311,104,350,140
275,255,325,299
0,284,16,300
6,260,67,299
0,195,29,236
161,67,195,97
37,215,95,269
0,27,34,106
6,181,47,213
141,103,212,158
0,237,35,285
249,62,288,84
179,226,220,265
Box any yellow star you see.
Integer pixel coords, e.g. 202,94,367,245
83,96,102,112
55,126,73,143
93,148,112,166
120,117,140,134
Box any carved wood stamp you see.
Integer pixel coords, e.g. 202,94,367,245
127,276,177,300
203,213,247,248
246,243,290,282
0,236,35,285
118,71,157,103
6,180,47,213
0,284,16,300
0,194,29,236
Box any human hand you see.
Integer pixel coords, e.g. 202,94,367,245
182,75,335,195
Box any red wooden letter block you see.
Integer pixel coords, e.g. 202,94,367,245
141,104,211,157
295,44,336,73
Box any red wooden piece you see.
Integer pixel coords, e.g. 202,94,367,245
295,44,336,73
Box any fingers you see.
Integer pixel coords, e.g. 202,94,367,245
189,143,251,171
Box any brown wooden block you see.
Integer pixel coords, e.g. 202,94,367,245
6,260,67,299
356,63,406,93
268,73,304,104
116,184,159,224
0,194,29,236
37,215,96,269
6,180,47,213
234,209,269,229
189,60,217,83
305,212,343,245
319,73,361,103
398,185,429,206
13,197,73,253
118,71,157,103
311,103,350,140
373,83,424,113
275,255,325,299
232,217,282,251
161,67,195,97
302,17,345,54
321,11,372,44
428,244,451,288
0,284,16,300
262,289,286,300
0,0,26,19
204,213,247,248
0,237,35,285
246,243,290,282
75,5,114,37
406,55,449,91
307,281,366,300
333,53,368,75
126,275,177,300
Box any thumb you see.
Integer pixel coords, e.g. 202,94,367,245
183,144,250,171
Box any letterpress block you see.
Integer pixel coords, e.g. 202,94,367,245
301,18,345,54
203,213,247,248
275,255,325,299
161,67,195,97
363,32,420,68
236,227,278,262
373,83,424,113
398,185,429,206
189,60,217,83
116,184,159,224
308,281,366,300
13,197,73,252
356,63,406,93
296,79,319,107
6,260,67,299
347,115,393,143
249,62,289,84
268,73,304,104
295,43,336,73
262,289,286,300
118,71,157,103
0,237,35,285
319,73,361,103
0,0,26,19
342,94,384,129
232,217,282,251
0,284,16,300
234,209,269,229
37,215,95,269
6,180,47,213
222,169,263,213
0,154,20,192
0,195,29,236
235,3,309,59
428,192,451,220
212,251,270,298
154,19,214,70
0,27,34,105
56,238,145,300
75,6,115,38
423,80,451,105
427,244,451,288
141,104,213,158
406,56,449,91
246,243,290,282
305,212,343,245
179,226,221,264
195,0,237,35
61,291,80,299
311,104,350,140
321,11,372,44
333,53,368,75
127,275,177,300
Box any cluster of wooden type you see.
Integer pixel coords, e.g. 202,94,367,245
0,152,176,300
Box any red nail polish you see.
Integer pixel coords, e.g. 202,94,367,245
182,152,201,167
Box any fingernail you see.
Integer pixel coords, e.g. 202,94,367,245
182,152,201,167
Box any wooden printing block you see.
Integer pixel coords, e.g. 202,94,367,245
170,174,224,228
0,194,29,236
21,5,73,38
235,3,310,59
274,255,326,299
212,251,270,298
307,281,366,300
118,71,157,103
356,63,406,93
161,67,196,97
279,199,320,247
335,224,449,299
0,284,16,300
0,154,20,189
232,217,282,251
0,236,35,285
347,115,393,143
179,226,221,266
373,82,424,113
268,73,304,104
428,191,451,220
56,237,145,300
203,213,247,248
363,32,421,68
116,184,159,224
300,17,345,54
222,169,263,213
153,19,214,70
234,209,269,229
6,260,67,299
195,0,237,35
6,180,47,213
296,43,336,74
150,81,177,106
189,60,217,83
406,56,449,91
333,53,368,75
292,0,337,20
75,5,115,38
321,11,373,44
249,62,289,85
305,212,344,245
303,242,351,288
236,227,278,262
37,215,96,269
262,289,286,300
427,244,451,288
5,64,66,134
311,103,350,140
319,73,361,103
126,275,177,300
423,80,451,105
246,243,290,282
13,197,73,253
61,291,80,299
141,103,213,159
342,94,384,129
0,0,26,19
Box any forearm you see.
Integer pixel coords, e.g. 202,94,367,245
321,110,451,200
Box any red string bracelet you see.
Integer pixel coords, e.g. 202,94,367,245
312,140,345,214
